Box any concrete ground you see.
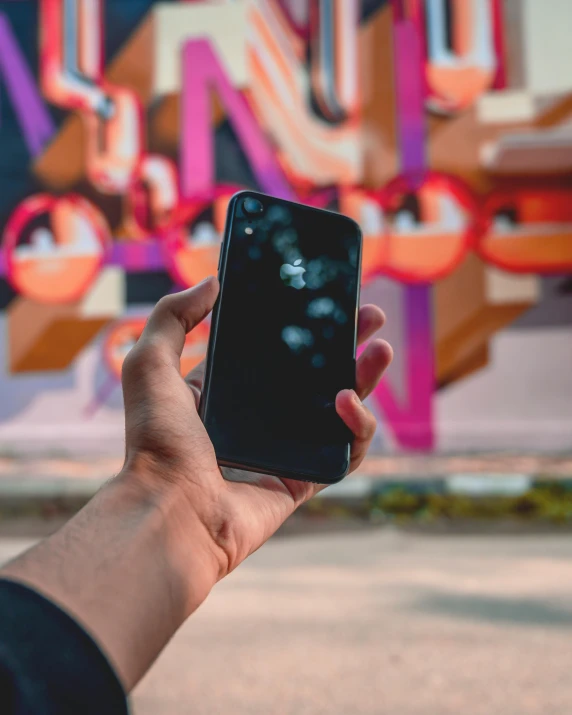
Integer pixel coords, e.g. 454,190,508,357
3,528,571,714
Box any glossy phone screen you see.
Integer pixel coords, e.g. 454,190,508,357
201,192,362,484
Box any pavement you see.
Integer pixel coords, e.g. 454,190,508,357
2,528,572,714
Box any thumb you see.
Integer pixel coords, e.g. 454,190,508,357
136,277,219,370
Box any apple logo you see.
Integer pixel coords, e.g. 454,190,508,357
280,259,306,289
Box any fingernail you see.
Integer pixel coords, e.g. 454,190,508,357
352,391,361,406
195,276,213,288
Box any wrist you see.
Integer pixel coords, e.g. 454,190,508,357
114,461,223,615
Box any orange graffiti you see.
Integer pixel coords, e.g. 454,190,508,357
477,189,572,273
3,194,110,304
104,316,209,379
371,173,477,282
162,185,241,288
414,0,498,114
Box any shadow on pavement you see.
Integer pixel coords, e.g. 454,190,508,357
408,591,572,628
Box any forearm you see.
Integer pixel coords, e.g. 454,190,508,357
0,472,219,690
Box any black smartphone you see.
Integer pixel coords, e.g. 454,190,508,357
200,191,362,484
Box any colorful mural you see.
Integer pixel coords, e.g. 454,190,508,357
0,0,571,455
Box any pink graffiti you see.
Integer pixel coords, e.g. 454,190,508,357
364,285,434,450
181,38,295,201
369,0,434,450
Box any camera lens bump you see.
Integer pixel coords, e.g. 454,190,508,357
243,197,264,215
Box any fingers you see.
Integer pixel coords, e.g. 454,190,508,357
336,390,378,472
136,277,219,370
186,305,387,396
337,336,392,471
357,304,385,346
356,338,393,400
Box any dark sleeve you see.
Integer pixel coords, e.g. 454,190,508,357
0,579,128,714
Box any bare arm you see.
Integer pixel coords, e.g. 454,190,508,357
0,278,392,690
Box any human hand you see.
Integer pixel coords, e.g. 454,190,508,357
120,277,393,611
0,276,393,692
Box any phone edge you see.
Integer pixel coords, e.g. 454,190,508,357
198,191,245,426
199,190,364,486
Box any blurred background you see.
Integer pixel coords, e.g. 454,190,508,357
0,0,571,712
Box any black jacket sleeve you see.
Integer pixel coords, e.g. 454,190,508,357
0,579,128,714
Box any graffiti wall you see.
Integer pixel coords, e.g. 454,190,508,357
0,0,571,455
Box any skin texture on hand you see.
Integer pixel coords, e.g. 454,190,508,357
0,277,393,691
122,277,393,574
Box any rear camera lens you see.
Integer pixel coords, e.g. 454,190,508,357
243,197,264,215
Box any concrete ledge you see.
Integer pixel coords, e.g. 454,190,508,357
1,454,570,483
0,454,569,524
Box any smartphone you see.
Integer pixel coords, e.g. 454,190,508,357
200,191,362,484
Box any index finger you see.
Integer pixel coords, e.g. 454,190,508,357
138,277,219,370
357,304,385,345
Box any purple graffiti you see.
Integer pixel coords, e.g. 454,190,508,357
0,12,55,157
393,15,426,177
109,240,164,272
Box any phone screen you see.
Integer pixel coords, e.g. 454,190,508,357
201,192,362,483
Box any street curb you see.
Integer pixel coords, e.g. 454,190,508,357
2,474,571,536
0,475,376,505
0,472,543,509
0,477,108,499
0,474,383,519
